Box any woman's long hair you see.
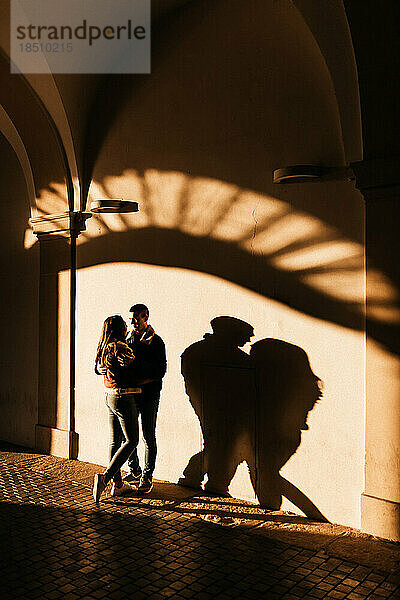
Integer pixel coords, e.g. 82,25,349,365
95,315,127,375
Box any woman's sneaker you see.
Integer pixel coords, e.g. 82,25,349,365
110,482,132,497
123,469,142,485
93,473,107,503
137,475,153,494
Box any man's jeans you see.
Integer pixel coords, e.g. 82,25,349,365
105,392,139,484
128,392,160,478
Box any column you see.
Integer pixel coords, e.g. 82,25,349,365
30,212,91,458
352,158,400,541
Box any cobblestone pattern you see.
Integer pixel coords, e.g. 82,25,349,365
0,461,399,599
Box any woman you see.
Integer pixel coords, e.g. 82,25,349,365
92,315,140,502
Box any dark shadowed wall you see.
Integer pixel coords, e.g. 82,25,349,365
0,134,39,446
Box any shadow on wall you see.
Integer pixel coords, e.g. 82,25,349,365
27,0,398,356
179,316,326,521
79,0,397,356
75,217,397,357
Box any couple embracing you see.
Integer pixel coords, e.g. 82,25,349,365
93,304,167,503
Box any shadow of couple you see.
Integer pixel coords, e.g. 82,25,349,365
179,316,326,521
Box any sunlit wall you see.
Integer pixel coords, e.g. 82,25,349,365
74,170,366,528
0,0,398,540
72,0,370,528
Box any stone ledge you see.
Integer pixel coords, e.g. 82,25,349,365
362,492,400,542
35,425,78,459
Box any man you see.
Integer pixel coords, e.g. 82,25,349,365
123,303,167,493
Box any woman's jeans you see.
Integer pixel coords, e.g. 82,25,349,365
104,392,139,484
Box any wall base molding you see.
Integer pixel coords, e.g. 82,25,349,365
361,493,400,541
35,425,78,459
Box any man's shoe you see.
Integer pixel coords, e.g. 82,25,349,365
93,473,107,503
110,482,132,497
123,470,142,485
137,475,153,494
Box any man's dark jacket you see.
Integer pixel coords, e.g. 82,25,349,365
126,332,167,395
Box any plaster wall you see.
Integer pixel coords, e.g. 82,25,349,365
365,341,400,503
362,196,400,540
0,135,39,447
74,168,367,529
75,254,365,528
0,0,397,540
74,0,367,528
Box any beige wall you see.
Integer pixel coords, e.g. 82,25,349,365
75,255,365,528
365,341,400,502
0,134,39,447
72,0,369,529
0,0,397,540
75,167,367,529
362,196,400,540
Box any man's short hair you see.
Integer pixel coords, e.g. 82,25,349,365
129,303,149,316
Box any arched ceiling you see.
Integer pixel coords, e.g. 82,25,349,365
0,51,71,212
86,0,357,195
0,0,398,354
0,0,196,212
0,0,398,256
0,104,35,213
293,0,362,163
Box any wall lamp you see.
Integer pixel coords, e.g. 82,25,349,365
273,165,322,184
272,165,354,184
30,199,139,238
89,199,139,213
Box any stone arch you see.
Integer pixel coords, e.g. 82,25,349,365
0,105,36,215
0,53,72,218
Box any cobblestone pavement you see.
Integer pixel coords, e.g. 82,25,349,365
0,451,399,599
